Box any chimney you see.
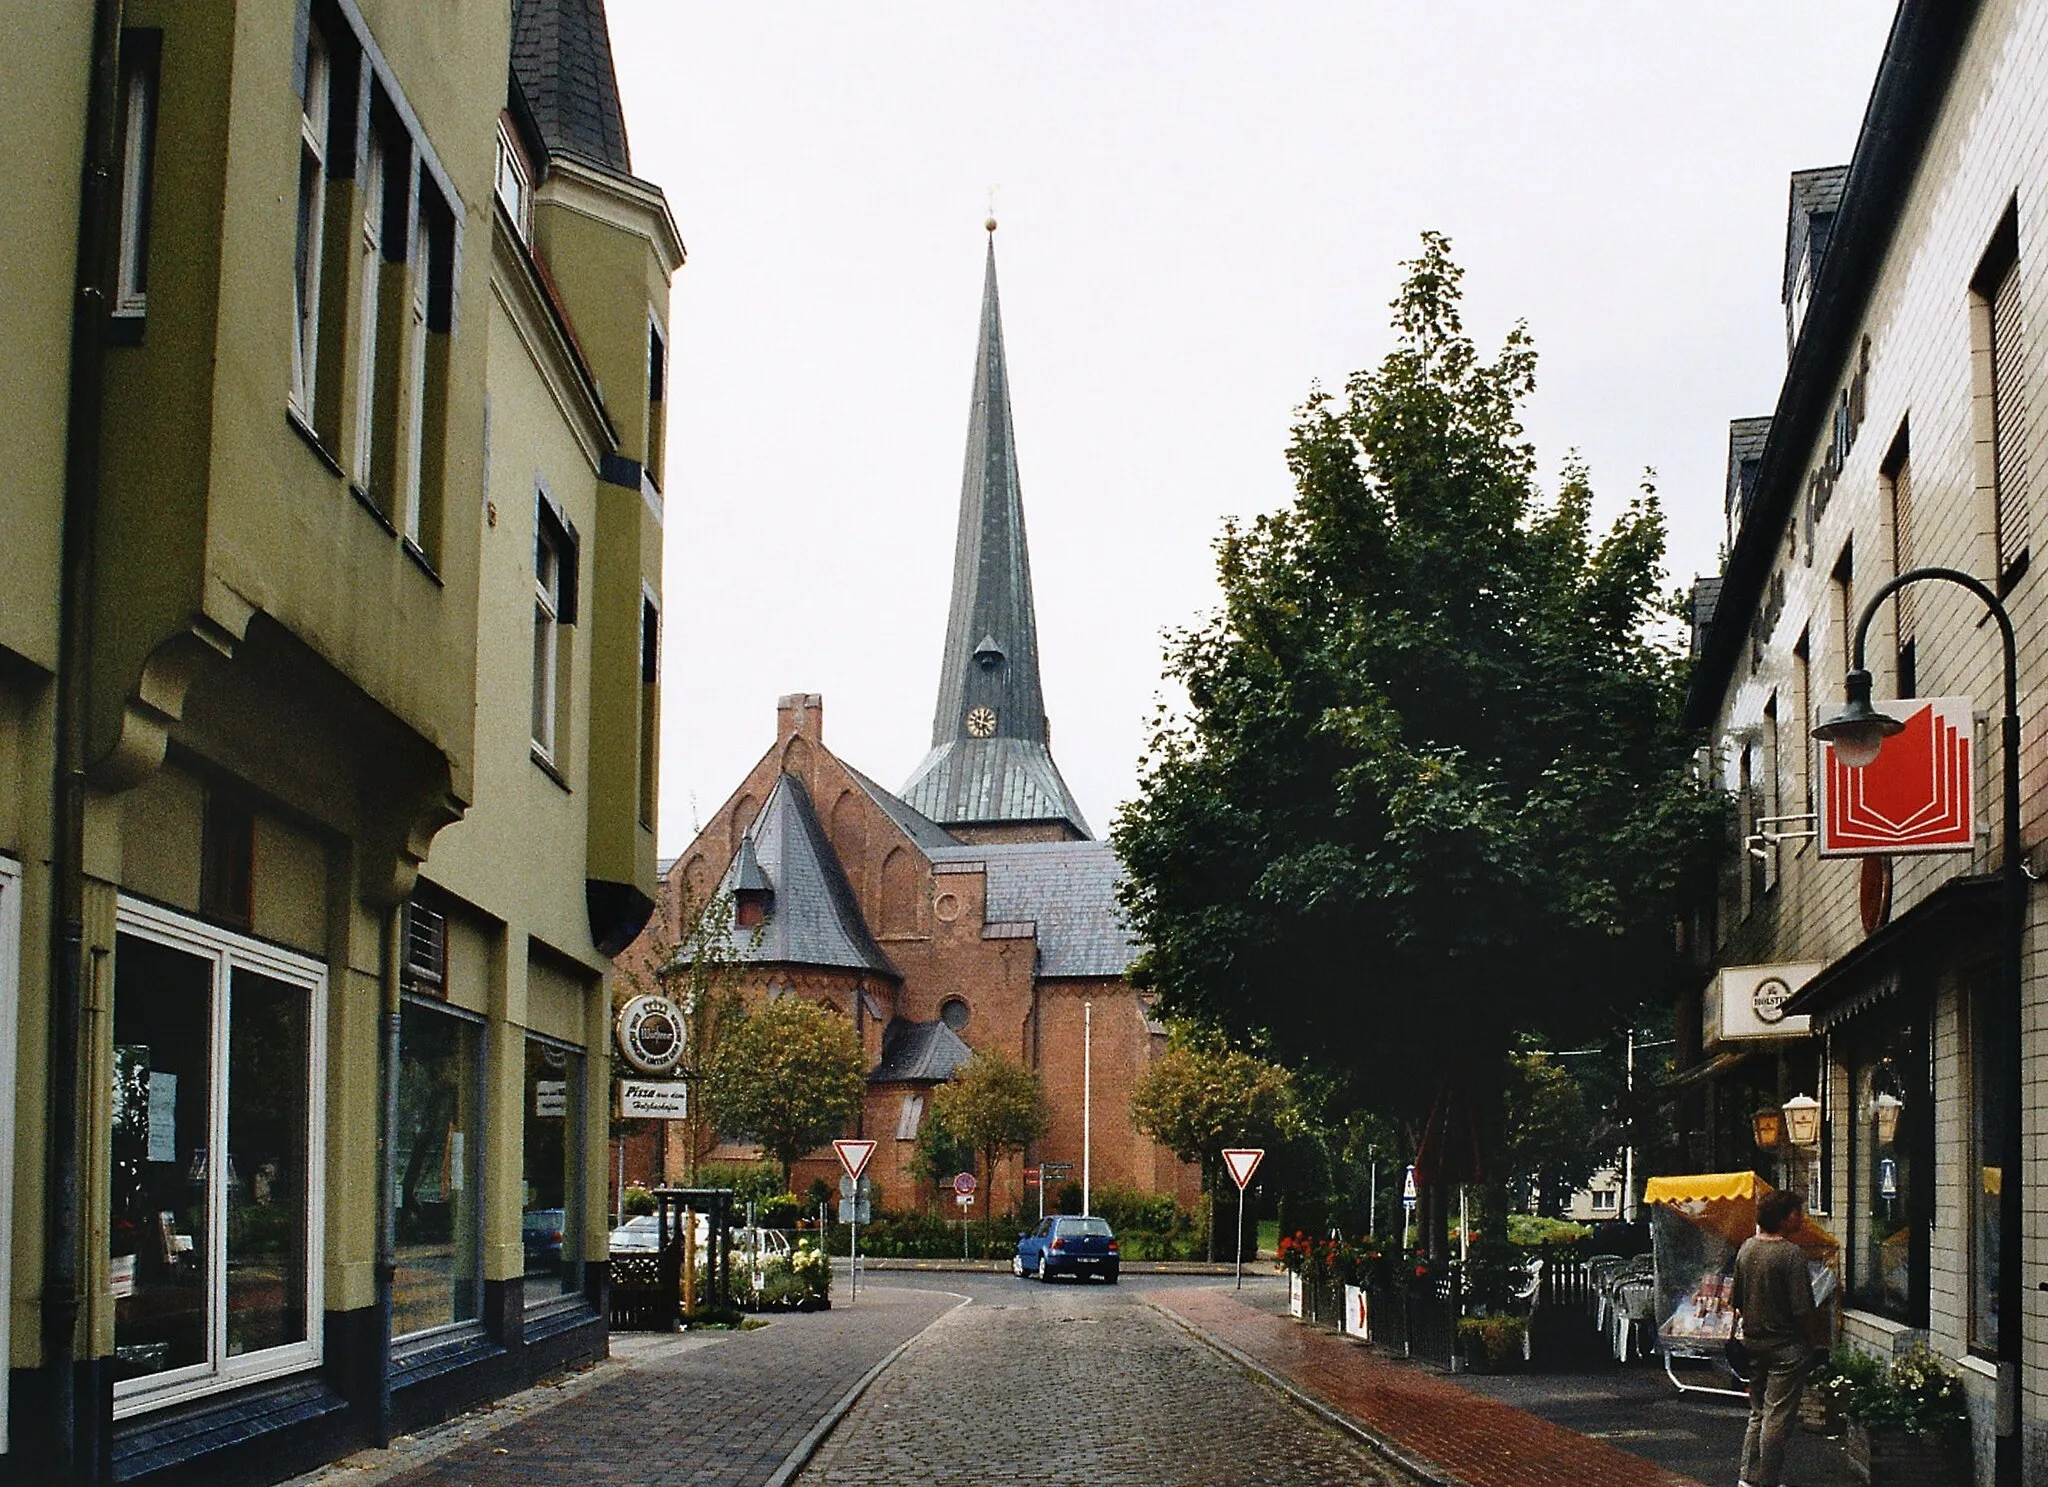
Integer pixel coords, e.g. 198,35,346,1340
777,693,824,745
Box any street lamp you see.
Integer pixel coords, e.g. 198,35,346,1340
1812,564,2025,1487
1780,1093,1822,1149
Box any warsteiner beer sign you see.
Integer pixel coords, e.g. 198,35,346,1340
614,994,686,1075
1818,696,1976,857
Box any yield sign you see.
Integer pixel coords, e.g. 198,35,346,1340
833,1139,878,1182
1221,1148,1264,1190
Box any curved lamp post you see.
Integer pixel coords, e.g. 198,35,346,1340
1811,565,2024,1487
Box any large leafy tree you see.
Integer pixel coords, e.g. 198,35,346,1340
1114,234,1719,1190
928,1050,1046,1235
705,997,865,1189
1129,1028,1300,1257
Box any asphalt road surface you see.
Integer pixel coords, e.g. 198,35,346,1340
798,1273,1418,1487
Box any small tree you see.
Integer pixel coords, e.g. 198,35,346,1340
1501,1047,1599,1217
928,1051,1046,1239
1130,1028,1299,1258
705,998,865,1190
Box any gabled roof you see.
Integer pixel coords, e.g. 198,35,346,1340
870,1018,974,1084
928,839,1136,978
510,0,632,172
905,229,1089,839
716,774,895,976
841,763,961,852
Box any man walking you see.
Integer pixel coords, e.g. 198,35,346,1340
1732,1188,1829,1487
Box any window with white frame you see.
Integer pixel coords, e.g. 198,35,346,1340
114,31,161,319
351,128,387,494
1589,1187,1618,1212
532,493,576,763
290,27,331,417
895,1092,925,1141
109,900,325,1414
494,121,531,240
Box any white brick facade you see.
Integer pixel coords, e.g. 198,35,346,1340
1695,2,2048,1479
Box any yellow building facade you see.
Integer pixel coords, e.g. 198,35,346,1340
0,2,678,1480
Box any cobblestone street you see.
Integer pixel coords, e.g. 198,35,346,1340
798,1275,1417,1487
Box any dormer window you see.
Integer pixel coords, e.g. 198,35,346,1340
495,121,531,240
732,838,772,927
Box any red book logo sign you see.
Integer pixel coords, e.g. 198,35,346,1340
1818,696,1976,857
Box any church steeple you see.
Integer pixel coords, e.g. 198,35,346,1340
901,225,1090,841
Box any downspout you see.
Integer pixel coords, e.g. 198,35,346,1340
374,906,403,1446
46,0,125,1478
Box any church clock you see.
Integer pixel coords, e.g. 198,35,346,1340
965,705,997,738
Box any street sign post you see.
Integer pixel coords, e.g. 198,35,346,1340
1402,1163,1418,1251
1222,1148,1265,1290
834,1141,878,1300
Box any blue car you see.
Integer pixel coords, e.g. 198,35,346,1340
1013,1214,1119,1282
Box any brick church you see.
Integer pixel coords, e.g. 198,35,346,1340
631,231,1196,1215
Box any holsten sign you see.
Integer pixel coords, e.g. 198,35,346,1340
616,1078,690,1119
1704,962,1822,1047
1818,696,1977,856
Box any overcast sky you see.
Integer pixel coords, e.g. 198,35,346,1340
608,3,1896,857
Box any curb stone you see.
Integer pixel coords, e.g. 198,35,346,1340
1148,1294,1465,1487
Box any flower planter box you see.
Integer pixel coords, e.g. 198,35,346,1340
1844,1421,1962,1487
1799,1387,1844,1436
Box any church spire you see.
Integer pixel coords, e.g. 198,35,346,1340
901,226,1090,840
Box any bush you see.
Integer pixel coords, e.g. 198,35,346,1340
737,1237,833,1311
1838,1345,1970,1443
1505,1214,1591,1247
1093,1184,1199,1260
1054,1181,1083,1214
622,1186,656,1218
757,1194,803,1230
1457,1315,1528,1371
694,1161,784,1205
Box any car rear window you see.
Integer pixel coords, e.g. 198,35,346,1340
1057,1217,1112,1236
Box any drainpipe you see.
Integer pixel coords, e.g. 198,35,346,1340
374,906,403,1446
46,0,125,1478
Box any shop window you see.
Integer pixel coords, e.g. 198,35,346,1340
109,904,324,1414
0,860,21,1457
1968,973,2008,1355
1847,1009,1929,1326
394,997,483,1336
522,1036,584,1303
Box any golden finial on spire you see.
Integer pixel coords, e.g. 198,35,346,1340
986,184,999,234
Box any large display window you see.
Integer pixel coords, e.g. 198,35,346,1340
109,901,325,1413
394,997,484,1336
0,858,21,1457
1846,1007,1928,1326
521,1035,583,1303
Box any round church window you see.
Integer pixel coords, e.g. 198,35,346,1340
934,891,962,922
939,997,970,1032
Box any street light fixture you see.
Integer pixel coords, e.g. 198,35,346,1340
1780,1093,1822,1149
1809,667,1906,767
1813,564,2024,1487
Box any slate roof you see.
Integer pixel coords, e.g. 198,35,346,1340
927,839,1137,977
870,1018,975,1084
510,0,632,172
715,774,896,976
903,738,1091,837
1781,166,1849,304
905,231,1089,839
841,763,961,851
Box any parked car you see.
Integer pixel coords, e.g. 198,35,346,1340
1014,1214,1119,1282
608,1214,663,1254
521,1207,565,1271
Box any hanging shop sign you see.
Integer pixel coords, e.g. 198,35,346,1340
614,994,687,1075
1704,962,1822,1047
1818,697,1977,856
616,1078,690,1119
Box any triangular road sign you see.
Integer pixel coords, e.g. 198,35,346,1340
1222,1148,1264,1190
833,1139,878,1182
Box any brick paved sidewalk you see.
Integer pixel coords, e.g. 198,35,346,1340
1151,1287,1705,1487
292,1284,963,1487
